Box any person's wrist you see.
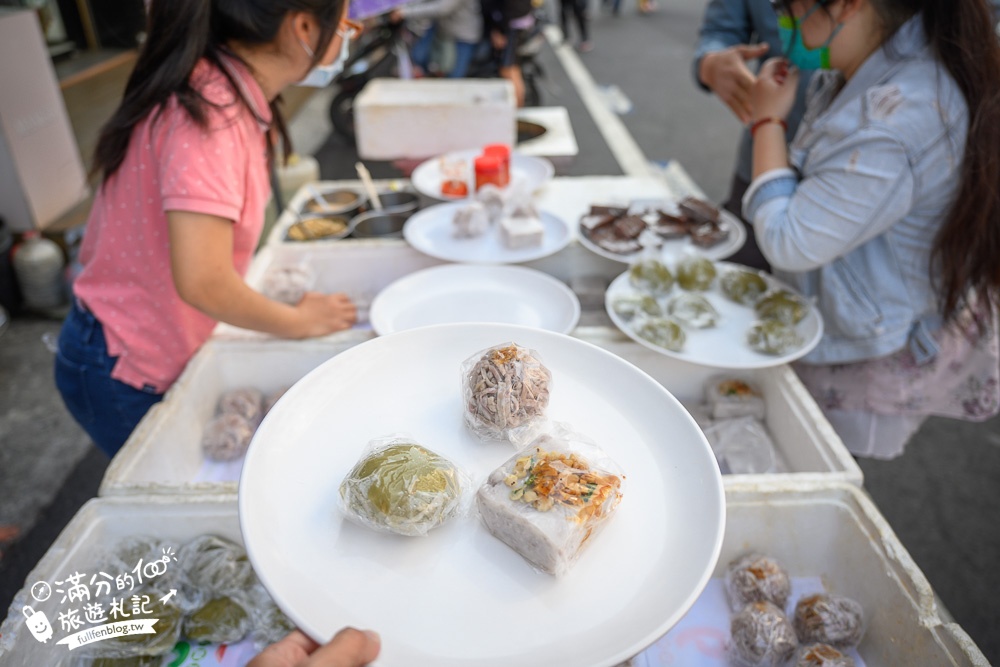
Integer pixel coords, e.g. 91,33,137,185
698,52,717,89
749,116,787,137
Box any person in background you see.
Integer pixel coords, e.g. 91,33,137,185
55,0,360,458
481,0,534,105
559,0,592,52
391,0,483,77
746,0,1000,458
248,628,380,667
693,0,815,270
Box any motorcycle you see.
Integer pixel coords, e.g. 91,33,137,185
328,14,547,142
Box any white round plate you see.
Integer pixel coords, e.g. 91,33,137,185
606,261,824,369
578,206,747,264
403,202,571,264
370,264,581,336
411,150,555,201
239,323,725,667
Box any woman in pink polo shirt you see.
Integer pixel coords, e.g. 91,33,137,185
55,0,361,457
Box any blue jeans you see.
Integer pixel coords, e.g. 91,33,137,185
54,301,163,458
449,41,477,78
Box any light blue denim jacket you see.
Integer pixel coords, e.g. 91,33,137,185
743,16,967,366
693,0,813,183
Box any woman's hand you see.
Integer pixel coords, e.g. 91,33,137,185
750,57,799,124
700,43,770,124
248,629,380,667
292,292,358,338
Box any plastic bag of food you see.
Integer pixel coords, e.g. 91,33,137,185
463,342,552,443
792,643,857,667
611,292,662,320
725,552,792,611
339,435,468,537
793,594,866,649
261,262,314,305
755,290,809,325
721,268,769,305
704,417,778,475
747,320,804,356
675,253,717,291
629,257,675,295
730,601,799,667
668,293,719,329
633,315,686,352
705,376,766,420
476,428,625,576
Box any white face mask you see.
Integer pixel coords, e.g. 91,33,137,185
298,29,351,87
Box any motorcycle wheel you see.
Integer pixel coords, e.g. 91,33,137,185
329,88,357,142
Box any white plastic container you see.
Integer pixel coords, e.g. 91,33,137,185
99,335,373,496
354,79,517,160
0,495,241,667
634,482,989,667
215,242,447,339
573,327,863,487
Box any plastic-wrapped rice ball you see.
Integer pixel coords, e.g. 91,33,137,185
793,594,865,648
201,413,256,462
218,388,264,426
676,255,717,291
793,643,857,667
747,320,804,356
463,342,551,441
453,201,490,238
629,259,675,295
721,269,769,305
730,601,799,667
633,316,685,351
612,293,662,320
261,265,313,305
668,293,719,328
725,553,792,610
477,184,506,225
183,596,251,644
756,290,808,325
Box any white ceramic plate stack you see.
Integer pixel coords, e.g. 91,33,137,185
239,323,726,667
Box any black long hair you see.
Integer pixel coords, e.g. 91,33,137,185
92,0,346,180
778,0,1000,324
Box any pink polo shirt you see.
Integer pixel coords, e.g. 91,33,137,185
74,55,271,392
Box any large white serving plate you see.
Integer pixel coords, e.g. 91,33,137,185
577,204,746,264
411,150,555,201
403,202,571,264
239,323,726,667
369,264,581,335
606,261,824,369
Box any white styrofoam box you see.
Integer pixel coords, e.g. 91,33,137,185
516,107,579,159
354,79,517,160
100,335,373,496
0,495,241,667
214,241,448,339
572,327,863,486
708,482,986,666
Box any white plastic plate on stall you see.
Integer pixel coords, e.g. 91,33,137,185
403,202,571,264
410,150,555,201
239,323,725,667
605,261,824,369
369,264,581,335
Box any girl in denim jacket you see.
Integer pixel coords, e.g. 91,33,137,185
745,0,1000,458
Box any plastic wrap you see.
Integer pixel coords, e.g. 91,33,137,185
611,293,662,320
182,596,250,644
721,269,768,305
675,254,717,291
747,320,804,355
463,342,552,442
705,377,766,420
793,594,866,649
476,183,506,225
217,388,264,426
261,263,314,305
498,179,544,250
628,258,675,295
339,436,468,536
633,316,686,352
667,293,719,329
793,643,857,667
730,601,799,667
725,553,792,611
452,201,490,238
705,417,778,475
755,290,809,325
476,429,625,576
200,413,255,462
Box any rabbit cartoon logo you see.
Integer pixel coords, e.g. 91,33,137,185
23,606,54,643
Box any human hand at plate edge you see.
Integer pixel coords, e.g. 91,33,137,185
248,628,381,667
